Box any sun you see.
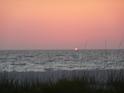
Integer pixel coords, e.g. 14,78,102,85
74,48,78,51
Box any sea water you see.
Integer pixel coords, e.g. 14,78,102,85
0,49,124,72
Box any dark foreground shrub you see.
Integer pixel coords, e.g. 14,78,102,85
0,76,124,93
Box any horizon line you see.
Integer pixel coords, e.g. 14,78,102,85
0,48,124,51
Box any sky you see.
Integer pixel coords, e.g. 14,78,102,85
0,0,124,50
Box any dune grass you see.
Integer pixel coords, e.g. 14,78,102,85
0,72,124,93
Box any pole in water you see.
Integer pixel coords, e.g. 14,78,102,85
119,40,123,49
105,40,107,49
84,41,88,50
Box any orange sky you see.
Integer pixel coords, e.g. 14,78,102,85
0,0,124,49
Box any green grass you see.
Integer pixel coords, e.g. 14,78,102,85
0,74,124,93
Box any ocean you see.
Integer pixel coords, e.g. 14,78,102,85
0,49,124,72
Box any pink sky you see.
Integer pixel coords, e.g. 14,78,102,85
0,0,124,49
